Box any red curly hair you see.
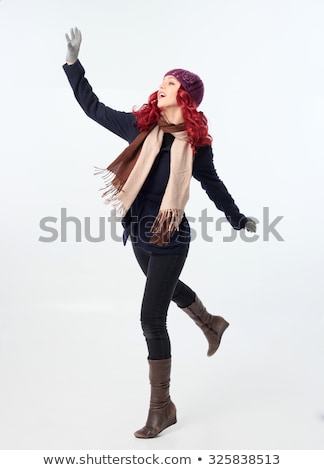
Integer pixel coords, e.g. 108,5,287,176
133,88,212,149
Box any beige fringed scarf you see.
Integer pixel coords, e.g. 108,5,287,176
95,118,194,246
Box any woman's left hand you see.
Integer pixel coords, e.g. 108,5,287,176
245,217,257,233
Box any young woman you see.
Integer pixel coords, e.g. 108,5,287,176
63,27,256,439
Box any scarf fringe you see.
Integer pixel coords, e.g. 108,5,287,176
94,167,127,217
149,209,184,246
93,166,116,185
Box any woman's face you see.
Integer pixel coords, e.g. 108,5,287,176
157,75,181,110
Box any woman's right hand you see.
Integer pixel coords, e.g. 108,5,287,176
65,27,82,64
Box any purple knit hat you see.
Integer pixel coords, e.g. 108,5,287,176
164,68,204,107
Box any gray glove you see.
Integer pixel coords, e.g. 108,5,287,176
65,27,82,64
245,217,257,233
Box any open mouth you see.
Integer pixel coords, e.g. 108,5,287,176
158,92,166,99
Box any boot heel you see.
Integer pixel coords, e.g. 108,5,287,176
165,402,177,428
219,319,230,336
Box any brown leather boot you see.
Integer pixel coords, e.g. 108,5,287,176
134,357,176,439
181,295,229,356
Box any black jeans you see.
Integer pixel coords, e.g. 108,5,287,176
132,243,196,360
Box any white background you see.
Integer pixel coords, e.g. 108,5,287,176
0,0,323,450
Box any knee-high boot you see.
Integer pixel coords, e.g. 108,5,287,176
134,357,176,439
181,295,229,356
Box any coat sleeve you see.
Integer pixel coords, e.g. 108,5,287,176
62,60,138,143
192,146,247,230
